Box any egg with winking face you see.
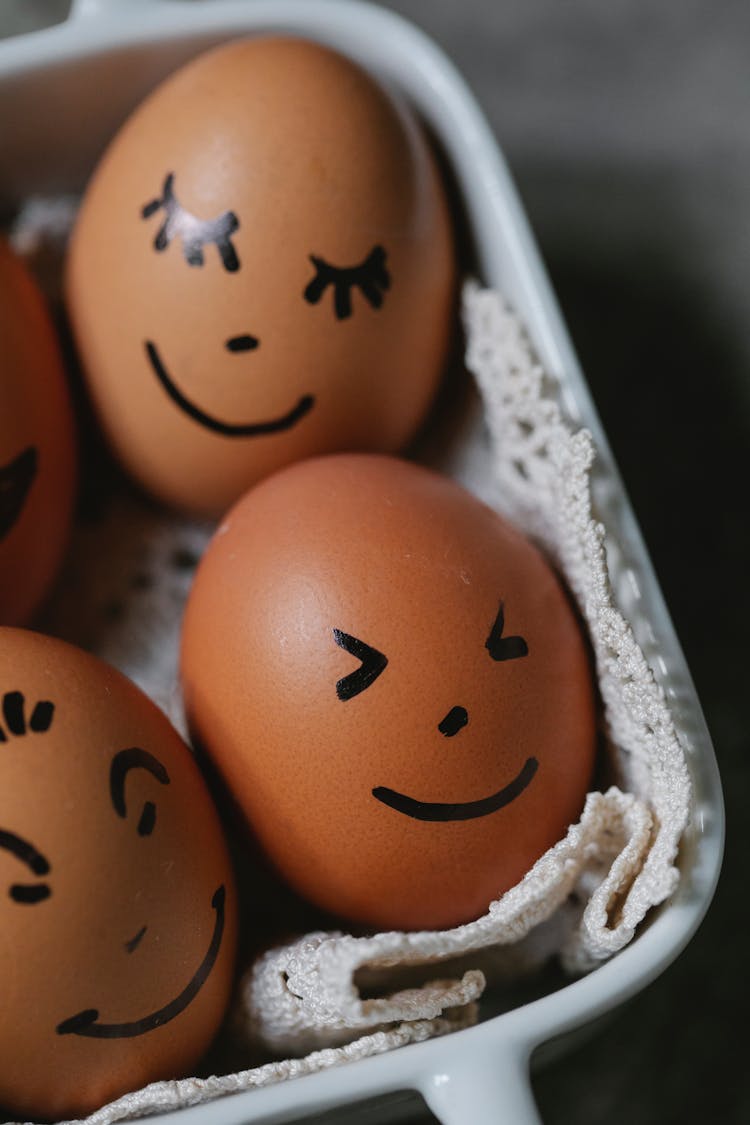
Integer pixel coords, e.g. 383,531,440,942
181,454,597,931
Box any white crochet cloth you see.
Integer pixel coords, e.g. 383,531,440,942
10,208,691,1123
41,1010,477,1125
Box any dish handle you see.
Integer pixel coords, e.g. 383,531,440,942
418,1046,542,1124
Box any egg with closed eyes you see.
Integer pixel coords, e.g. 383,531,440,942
181,454,597,931
66,36,455,517
0,628,237,1120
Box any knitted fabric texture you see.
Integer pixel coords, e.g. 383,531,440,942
21,1012,476,1125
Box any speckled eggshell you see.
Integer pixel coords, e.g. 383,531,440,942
0,628,237,1121
181,454,597,932
66,36,455,517
0,238,76,625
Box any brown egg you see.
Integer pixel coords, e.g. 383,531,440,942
66,37,455,518
181,455,597,932
0,238,76,625
0,628,237,1121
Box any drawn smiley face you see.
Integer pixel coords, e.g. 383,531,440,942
0,631,236,1121
333,604,539,823
67,38,455,517
182,454,598,932
139,173,391,440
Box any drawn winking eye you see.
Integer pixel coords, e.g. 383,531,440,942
304,245,390,320
141,172,240,272
333,629,388,700
485,601,529,662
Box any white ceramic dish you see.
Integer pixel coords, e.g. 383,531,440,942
0,2,724,1122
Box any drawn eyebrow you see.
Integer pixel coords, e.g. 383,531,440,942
0,828,52,904
141,172,240,272
304,244,390,320
110,747,170,836
333,629,388,701
485,601,529,662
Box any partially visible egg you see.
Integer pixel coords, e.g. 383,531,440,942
181,454,597,932
0,238,76,625
0,628,237,1121
66,36,455,517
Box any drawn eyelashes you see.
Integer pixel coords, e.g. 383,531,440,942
333,603,528,701
140,178,388,315
304,245,390,319
0,689,53,742
333,630,388,701
141,172,240,272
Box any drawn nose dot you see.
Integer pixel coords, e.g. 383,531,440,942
225,334,259,353
438,706,469,737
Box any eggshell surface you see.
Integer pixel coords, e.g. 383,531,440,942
66,37,455,517
0,238,76,625
0,628,237,1121
181,455,597,931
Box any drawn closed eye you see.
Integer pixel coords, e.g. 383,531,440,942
333,629,388,700
0,828,52,905
485,601,529,662
304,245,390,320
110,747,170,837
141,172,240,272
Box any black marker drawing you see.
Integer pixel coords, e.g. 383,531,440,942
333,629,388,701
145,341,315,438
57,885,227,1038
0,446,37,542
0,828,52,904
225,334,259,353
304,245,390,320
485,601,529,662
124,925,148,955
141,172,240,272
373,756,539,822
438,705,468,737
110,747,170,837
0,690,54,743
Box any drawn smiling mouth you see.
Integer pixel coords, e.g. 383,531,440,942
372,756,539,822
145,341,315,437
56,884,226,1039
0,447,37,541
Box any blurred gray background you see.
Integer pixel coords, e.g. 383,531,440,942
1,2,746,1123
